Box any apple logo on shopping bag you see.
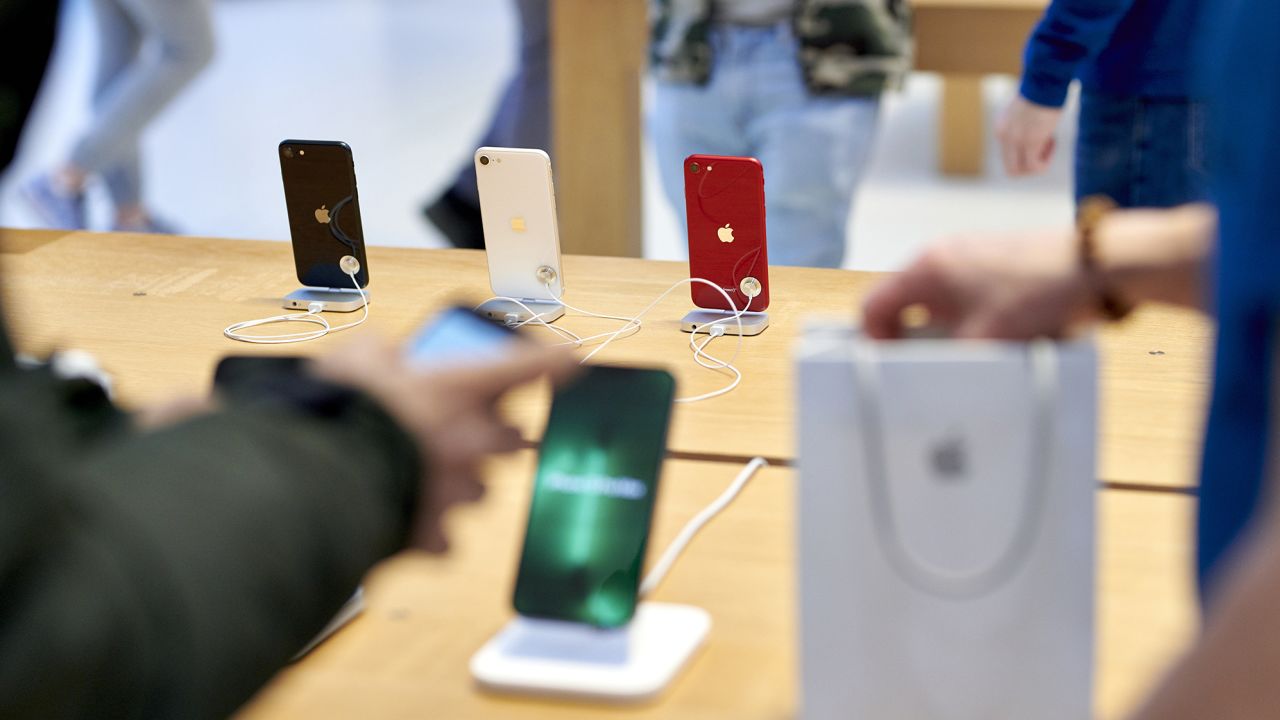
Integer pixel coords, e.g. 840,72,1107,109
929,434,967,480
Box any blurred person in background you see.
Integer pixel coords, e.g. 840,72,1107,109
866,1,1280,715
422,0,549,250
2,5,574,715
22,0,215,233
997,0,1208,209
0,0,59,171
649,0,911,268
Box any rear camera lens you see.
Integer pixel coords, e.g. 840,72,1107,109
479,155,490,166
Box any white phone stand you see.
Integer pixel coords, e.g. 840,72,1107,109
680,308,770,336
283,287,368,313
470,602,710,702
476,297,565,327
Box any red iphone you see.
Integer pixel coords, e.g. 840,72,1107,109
683,154,770,312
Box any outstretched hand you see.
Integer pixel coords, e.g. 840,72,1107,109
862,228,1097,340
312,337,577,552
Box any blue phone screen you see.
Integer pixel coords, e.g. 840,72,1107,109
406,307,517,367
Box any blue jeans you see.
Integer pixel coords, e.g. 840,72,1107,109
652,24,880,268
1074,92,1209,208
448,0,549,209
71,0,214,209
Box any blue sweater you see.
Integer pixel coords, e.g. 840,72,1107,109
1195,0,1280,594
1020,0,1202,107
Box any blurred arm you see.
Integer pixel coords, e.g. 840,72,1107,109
0,369,419,718
861,203,1215,340
999,0,1140,175
1123,6,1280,717
1093,203,1216,311
1128,461,1280,720
1020,0,1139,107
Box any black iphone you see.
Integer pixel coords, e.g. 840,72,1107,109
279,139,370,289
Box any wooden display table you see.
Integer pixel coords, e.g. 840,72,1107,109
0,228,1207,718
1,230,1210,488
236,453,1196,720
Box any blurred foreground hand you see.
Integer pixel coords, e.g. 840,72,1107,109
861,228,1093,340
862,205,1217,341
313,337,577,552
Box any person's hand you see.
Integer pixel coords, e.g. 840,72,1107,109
996,95,1063,176
862,228,1098,340
134,396,216,430
312,337,577,552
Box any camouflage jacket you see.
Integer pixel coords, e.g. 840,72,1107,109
650,0,913,97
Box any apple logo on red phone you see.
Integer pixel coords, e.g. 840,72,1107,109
314,205,331,224
718,223,734,243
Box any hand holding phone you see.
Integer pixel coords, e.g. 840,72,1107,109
405,306,519,368
311,337,572,553
218,305,579,557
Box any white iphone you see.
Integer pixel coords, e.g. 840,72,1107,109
474,147,565,301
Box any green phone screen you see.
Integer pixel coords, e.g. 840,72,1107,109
513,366,676,628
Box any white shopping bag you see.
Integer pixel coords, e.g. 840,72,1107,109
795,323,1096,720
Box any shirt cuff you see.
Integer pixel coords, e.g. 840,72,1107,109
1019,72,1072,109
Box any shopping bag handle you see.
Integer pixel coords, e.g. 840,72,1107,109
850,339,1059,599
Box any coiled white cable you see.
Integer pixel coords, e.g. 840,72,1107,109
224,262,368,344
677,295,752,403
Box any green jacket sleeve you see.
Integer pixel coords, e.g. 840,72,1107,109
0,365,420,718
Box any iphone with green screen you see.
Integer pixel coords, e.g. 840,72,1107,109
512,365,676,628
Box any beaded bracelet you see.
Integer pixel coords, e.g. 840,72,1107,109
1077,195,1134,321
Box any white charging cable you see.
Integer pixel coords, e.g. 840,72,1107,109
478,295,587,345
639,456,769,598
553,278,746,403
551,288,646,344
474,293,640,348
579,277,748,403
678,295,752,403
573,278,744,366
224,257,369,344
474,277,750,403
